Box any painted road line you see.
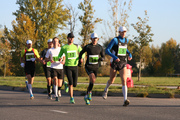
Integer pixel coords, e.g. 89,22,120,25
50,110,68,114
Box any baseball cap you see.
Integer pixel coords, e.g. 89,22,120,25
91,33,98,39
47,39,53,43
119,26,127,32
26,40,32,44
67,33,74,38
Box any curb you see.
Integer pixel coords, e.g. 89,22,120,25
0,85,179,98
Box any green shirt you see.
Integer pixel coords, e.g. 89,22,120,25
58,43,85,66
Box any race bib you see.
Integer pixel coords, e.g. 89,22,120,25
26,53,34,61
67,50,76,59
89,55,99,64
46,61,51,67
118,46,127,56
53,56,59,62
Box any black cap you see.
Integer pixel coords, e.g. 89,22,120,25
67,33,74,38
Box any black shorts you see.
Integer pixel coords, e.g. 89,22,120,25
65,66,78,87
111,61,127,71
25,68,35,77
43,66,53,78
85,65,98,77
51,68,64,79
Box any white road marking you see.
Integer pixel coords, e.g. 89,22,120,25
50,110,68,114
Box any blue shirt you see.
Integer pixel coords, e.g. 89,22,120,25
105,35,132,60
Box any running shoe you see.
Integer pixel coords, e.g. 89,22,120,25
58,90,61,97
84,96,90,105
48,94,52,100
55,97,59,102
123,99,130,106
25,80,28,89
30,94,34,100
102,90,108,100
70,97,75,104
64,81,69,93
88,92,92,101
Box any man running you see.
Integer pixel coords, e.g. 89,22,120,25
58,33,85,104
40,39,54,99
45,37,65,101
20,40,42,99
102,26,132,106
78,33,105,105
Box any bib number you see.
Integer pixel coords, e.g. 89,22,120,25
118,46,127,56
26,53,34,61
89,55,99,64
67,50,76,59
46,61,51,67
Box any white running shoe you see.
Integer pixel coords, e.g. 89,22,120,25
102,90,108,100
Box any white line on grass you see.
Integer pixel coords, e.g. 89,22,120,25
50,110,68,114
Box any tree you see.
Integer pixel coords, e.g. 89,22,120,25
131,10,154,81
0,39,12,77
106,0,132,37
65,4,79,33
13,0,69,51
160,38,177,75
78,0,102,47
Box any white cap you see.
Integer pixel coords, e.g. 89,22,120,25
119,26,127,32
48,39,53,43
91,33,98,39
26,40,32,44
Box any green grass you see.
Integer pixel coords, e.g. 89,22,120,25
0,76,180,96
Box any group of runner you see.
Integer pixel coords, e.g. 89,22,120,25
20,26,132,106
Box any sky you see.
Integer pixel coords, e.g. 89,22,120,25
0,0,180,47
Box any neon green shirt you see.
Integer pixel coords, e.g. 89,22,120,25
58,43,84,66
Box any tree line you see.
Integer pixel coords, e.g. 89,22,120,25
0,0,179,79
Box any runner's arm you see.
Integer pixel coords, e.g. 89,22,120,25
99,46,105,61
34,49,43,63
105,38,118,60
79,45,87,60
58,47,64,59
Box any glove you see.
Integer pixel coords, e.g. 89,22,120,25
20,63,24,68
31,58,36,62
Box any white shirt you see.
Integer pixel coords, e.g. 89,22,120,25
45,47,64,69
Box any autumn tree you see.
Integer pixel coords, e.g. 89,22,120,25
0,39,12,77
13,0,69,51
78,0,102,47
131,10,154,81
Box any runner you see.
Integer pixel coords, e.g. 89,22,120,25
40,39,54,99
58,33,85,104
78,33,105,105
20,40,42,99
102,26,132,106
45,37,65,101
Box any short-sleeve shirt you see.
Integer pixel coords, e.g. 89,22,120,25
58,43,84,66
45,47,64,69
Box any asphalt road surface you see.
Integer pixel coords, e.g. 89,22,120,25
0,90,179,120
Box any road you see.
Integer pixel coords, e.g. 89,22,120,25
0,90,179,120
